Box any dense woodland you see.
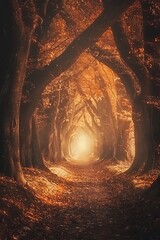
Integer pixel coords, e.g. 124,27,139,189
0,0,159,182
0,0,160,239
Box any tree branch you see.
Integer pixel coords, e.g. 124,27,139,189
90,44,140,101
111,18,150,97
23,0,136,116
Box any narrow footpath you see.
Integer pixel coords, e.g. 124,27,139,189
0,160,159,240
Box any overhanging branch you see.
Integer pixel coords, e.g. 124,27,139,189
24,0,136,116
90,45,139,101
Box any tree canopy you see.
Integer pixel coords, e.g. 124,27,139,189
0,0,159,182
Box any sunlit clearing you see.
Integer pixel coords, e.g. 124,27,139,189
70,129,94,164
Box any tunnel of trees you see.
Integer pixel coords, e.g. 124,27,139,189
0,0,160,189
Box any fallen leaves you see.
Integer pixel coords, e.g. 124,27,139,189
0,161,160,239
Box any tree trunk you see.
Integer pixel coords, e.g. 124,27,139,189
0,0,39,181
90,46,137,160
20,111,33,168
111,18,154,171
32,114,47,170
49,80,69,162
141,0,160,166
0,0,35,183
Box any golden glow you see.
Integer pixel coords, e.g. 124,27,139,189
70,128,94,164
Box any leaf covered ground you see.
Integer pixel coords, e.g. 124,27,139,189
0,160,160,240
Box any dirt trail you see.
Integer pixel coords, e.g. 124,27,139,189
0,161,159,240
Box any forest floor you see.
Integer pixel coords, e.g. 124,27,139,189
0,160,160,240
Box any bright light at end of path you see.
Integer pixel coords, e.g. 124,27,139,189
70,129,93,163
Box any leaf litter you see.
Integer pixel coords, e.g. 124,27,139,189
0,160,160,240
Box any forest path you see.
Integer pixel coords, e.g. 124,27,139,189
49,160,131,207
23,160,155,240
0,160,159,239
